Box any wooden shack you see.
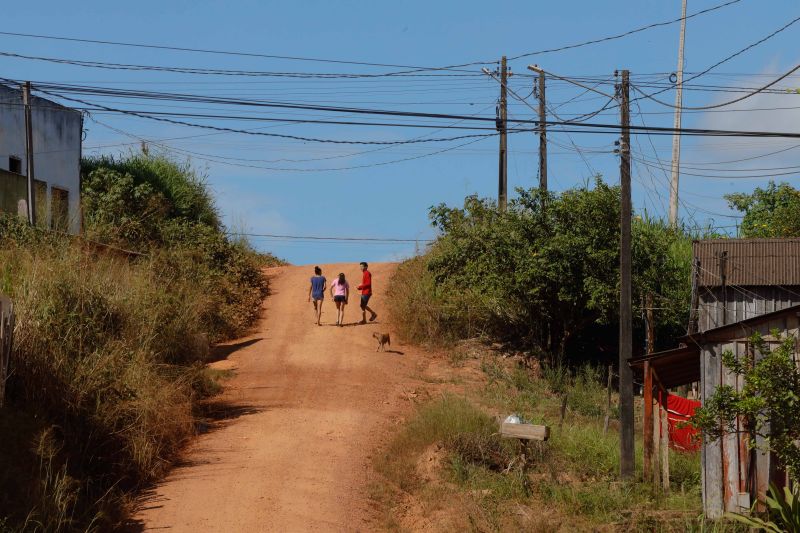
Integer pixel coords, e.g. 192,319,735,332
631,238,800,519
691,238,800,332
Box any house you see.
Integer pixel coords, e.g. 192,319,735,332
630,239,800,519
0,83,83,234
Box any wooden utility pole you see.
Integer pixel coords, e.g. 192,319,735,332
22,81,36,226
617,69,635,481
669,0,688,226
537,71,547,192
643,361,653,481
498,56,508,211
645,293,655,355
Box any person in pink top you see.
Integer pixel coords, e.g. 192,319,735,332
329,272,350,326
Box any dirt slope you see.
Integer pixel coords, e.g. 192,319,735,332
131,263,420,532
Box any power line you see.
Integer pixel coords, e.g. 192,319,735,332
0,31,477,74
0,50,484,79
0,0,744,75
632,154,800,179
90,116,496,172
631,15,800,110
23,79,800,141
505,0,744,61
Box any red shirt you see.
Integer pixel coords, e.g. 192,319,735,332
359,270,372,295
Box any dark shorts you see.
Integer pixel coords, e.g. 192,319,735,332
312,293,324,302
334,295,346,303
360,294,372,308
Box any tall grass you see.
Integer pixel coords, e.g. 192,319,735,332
387,256,490,345
0,212,269,530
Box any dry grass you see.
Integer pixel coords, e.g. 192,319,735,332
0,233,267,531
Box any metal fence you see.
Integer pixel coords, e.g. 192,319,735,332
0,295,14,408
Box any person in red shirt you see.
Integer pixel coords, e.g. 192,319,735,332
357,261,377,324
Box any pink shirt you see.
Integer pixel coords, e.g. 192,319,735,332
331,279,349,296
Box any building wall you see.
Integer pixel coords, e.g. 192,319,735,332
698,286,800,332
0,85,82,233
701,312,799,518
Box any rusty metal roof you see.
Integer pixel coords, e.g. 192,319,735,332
629,345,700,389
693,238,800,287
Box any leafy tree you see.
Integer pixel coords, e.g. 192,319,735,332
691,332,800,483
422,179,691,361
725,181,800,237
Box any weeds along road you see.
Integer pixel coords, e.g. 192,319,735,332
132,263,419,532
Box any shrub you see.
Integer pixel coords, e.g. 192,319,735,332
390,180,692,364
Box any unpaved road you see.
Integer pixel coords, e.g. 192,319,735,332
132,263,421,532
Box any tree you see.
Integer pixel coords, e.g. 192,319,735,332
423,179,691,362
725,181,800,238
691,332,800,483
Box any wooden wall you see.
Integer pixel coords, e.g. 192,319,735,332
701,313,799,518
698,286,800,332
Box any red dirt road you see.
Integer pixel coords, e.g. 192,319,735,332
132,263,419,532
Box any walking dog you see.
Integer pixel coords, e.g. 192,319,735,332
372,332,391,352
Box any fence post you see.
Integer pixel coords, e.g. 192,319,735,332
0,295,14,408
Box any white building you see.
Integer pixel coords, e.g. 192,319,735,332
0,83,83,234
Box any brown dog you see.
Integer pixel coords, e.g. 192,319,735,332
372,332,390,352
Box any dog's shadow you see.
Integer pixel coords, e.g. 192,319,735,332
382,349,404,355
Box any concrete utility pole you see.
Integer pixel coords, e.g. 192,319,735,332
617,69,635,481
498,56,508,211
669,0,688,226
22,81,36,226
537,70,547,193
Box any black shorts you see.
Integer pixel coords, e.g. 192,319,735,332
334,295,346,303
360,294,371,308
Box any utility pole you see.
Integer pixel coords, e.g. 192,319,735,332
498,56,508,211
669,0,688,226
23,81,36,226
537,70,547,193
617,69,635,481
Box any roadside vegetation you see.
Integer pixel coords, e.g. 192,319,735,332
379,179,800,530
373,357,736,531
0,152,280,531
388,179,693,364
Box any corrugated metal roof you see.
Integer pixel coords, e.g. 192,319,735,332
693,238,800,287
628,345,700,389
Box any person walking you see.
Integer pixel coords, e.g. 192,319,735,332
330,272,349,326
357,261,377,324
308,266,327,326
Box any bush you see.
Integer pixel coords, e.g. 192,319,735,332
390,180,692,365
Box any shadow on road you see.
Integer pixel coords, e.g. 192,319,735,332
208,337,263,362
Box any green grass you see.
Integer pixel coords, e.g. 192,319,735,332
374,357,723,531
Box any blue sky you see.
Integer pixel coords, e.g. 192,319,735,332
1,0,799,264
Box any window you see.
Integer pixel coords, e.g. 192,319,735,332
8,156,21,174
51,187,69,232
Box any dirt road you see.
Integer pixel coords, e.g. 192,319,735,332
132,263,420,532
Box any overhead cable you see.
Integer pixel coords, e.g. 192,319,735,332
631,14,800,109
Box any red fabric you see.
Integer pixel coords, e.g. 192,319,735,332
664,394,701,452
358,270,372,295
